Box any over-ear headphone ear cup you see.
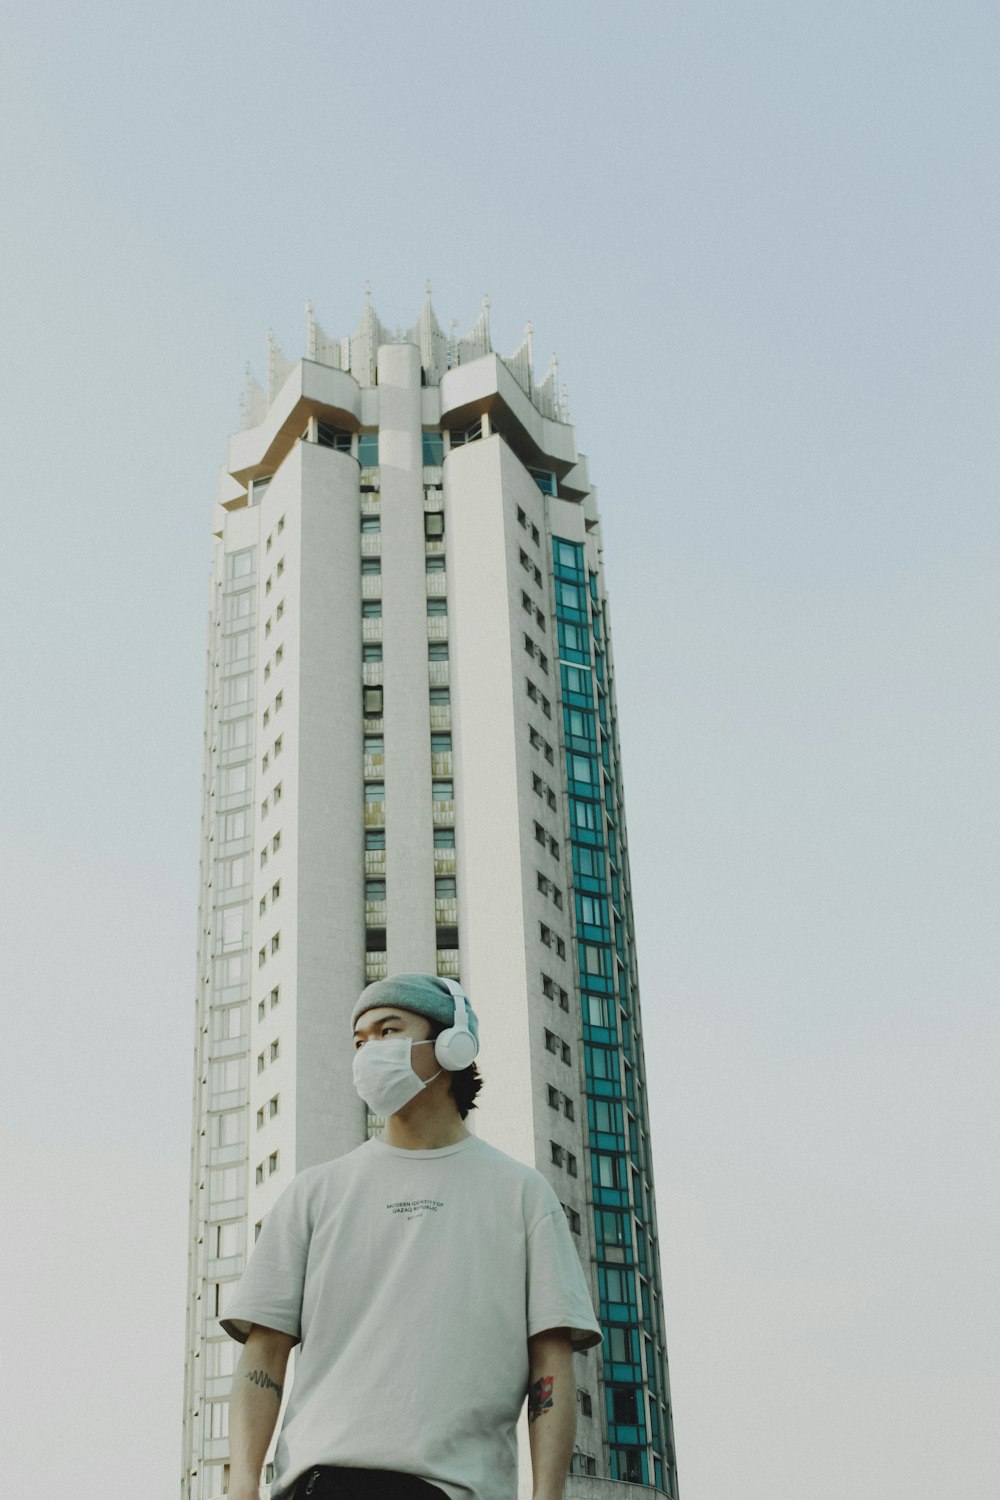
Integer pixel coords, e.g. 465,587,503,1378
434,1026,479,1071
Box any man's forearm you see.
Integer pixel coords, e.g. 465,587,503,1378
228,1338,289,1493
527,1330,576,1500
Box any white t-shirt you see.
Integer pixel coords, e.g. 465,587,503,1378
221,1134,603,1500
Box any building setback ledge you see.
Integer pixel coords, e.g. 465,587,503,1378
440,352,579,478
228,360,363,488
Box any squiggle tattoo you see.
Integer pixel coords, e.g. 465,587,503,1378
528,1374,554,1421
246,1368,283,1401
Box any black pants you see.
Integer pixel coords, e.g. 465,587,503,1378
289,1466,448,1499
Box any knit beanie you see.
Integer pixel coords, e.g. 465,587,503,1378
351,971,480,1049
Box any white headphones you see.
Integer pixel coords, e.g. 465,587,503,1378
433,977,480,1071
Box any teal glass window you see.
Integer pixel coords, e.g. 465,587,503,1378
428,642,448,660
422,431,445,465
433,827,455,848
360,516,381,532
365,828,385,850
361,601,381,618
432,780,453,800
435,876,456,898
365,879,386,901
364,735,384,755
364,781,385,802
426,598,447,615
426,556,446,572
528,467,556,495
361,558,381,574
429,686,450,705
431,733,452,752
357,432,379,465
362,644,382,662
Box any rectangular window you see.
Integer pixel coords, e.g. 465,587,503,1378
422,431,445,465
358,432,379,465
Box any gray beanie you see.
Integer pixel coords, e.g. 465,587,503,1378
351,971,480,1047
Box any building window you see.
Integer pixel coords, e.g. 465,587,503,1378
422,431,445,465
270,932,280,954
426,598,447,616
550,1141,564,1167
361,558,381,575
365,781,385,802
366,879,386,901
363,644,383,663
268,1151,279,1175
358,432,379,465
433,827,454,848
425,555,445,573
435,876,456,899
270,1039,280,1061
255,1163,264,1185
317,423,353,451
256,1107,264,1130
361,515,381,533
424,511,444,539
449,419,482,446
363,685,384,717
362,600,382,618
269,1095,279,1118
366,828,386,850
547,1085,559,1110
270,986,279,1008
432,780,453,801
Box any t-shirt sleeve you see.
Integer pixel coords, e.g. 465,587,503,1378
526,1207,604,1352
218,1176,310,1345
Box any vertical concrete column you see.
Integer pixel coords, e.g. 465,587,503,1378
378,342,436,972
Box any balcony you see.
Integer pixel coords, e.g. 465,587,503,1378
428,660,449,687
429,704,451,731
434,898,458,926
425,538,445,558
427,617,448,642
365,900,387,926
365,953,388,983
436,948,460,979
360,532,381,557
360,467,380,489
364,850,386,875
430,751,452,776
426,572,447,598
362,618,383,643
361,574,382,599
364,801,385,827
362,661,384,687
432,849,456,876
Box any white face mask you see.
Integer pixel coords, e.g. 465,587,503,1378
352,1036,442,1119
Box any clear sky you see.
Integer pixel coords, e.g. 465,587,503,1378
1,2,996,1496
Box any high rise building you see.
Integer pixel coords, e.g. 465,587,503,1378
181,289,679,1499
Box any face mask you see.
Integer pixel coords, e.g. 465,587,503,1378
352,1036,442,1119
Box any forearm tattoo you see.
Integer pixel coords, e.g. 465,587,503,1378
246,1368,283,1402
528,1374,554,1422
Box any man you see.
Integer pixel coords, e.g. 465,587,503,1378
222,972,602,1500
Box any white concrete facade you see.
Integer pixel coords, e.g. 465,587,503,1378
181,294,678,1500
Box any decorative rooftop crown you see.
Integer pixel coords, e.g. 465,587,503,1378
240,286,570,430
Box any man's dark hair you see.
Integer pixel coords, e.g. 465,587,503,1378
425,1017,483,1120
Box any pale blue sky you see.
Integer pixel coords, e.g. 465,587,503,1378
1,3,997,1496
